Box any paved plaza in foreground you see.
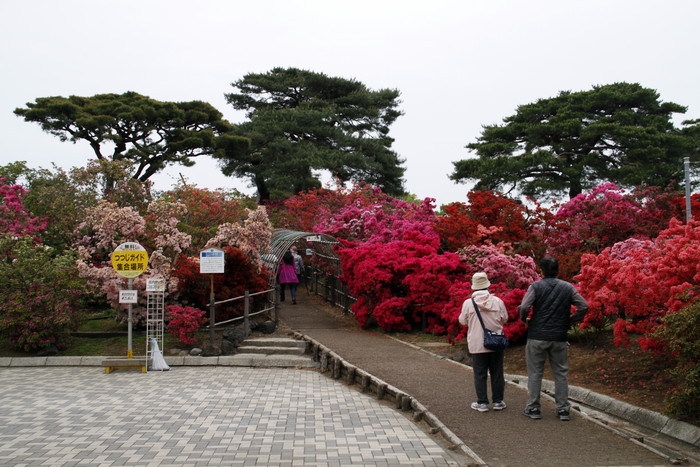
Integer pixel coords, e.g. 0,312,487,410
0,367,465,466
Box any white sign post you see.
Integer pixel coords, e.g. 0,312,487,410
200,248,225,345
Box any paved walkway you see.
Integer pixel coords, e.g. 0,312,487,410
1,293,696,466
280,295,684,467
0,367,465,467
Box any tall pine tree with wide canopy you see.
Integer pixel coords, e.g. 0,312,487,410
15,92,250,192
451,82,700,199
218,68,406,203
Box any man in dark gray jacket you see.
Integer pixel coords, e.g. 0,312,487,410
518,256,589,421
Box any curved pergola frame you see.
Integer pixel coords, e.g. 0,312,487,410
264,229,341,284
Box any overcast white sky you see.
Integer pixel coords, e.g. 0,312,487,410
1,0,698,207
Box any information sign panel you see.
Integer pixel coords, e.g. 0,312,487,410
119,290,138,303
200,248,225,274
146,278,167,292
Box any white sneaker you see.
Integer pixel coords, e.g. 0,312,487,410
492,401,507,411
470,402,489,412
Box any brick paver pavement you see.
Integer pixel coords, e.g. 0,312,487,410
0,367,467,466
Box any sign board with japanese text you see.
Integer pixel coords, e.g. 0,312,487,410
200,248,225,274
111,242,149,278
119,290,138,304
146,278,167,292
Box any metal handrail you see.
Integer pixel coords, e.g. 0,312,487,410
214,288,273,306
204,288,277,330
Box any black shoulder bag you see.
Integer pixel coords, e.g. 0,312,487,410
472,298,509,351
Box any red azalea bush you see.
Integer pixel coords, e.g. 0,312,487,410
338,228,466,332
274,179,355,232
441,281,528,344
166,305,208,345
435,190,530,251
576,219,700,351
161,183,256,252
172,246,270,323
544,183,686,279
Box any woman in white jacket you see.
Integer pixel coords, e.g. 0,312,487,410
458,272,509,412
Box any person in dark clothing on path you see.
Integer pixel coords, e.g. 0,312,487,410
278,251,299,304
518,256,589,421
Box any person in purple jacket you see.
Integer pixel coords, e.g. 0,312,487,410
278,251,300,304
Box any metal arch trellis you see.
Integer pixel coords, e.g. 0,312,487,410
267,229,356,313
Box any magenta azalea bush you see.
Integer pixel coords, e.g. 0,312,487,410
0,178,47,241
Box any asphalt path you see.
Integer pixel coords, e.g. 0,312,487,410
280,295,670,467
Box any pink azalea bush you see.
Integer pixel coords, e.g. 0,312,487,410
75,199,191,326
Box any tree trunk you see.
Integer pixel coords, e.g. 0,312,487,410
255,176,270,205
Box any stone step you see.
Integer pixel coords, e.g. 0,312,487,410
232,337,315,368
236,345,305,355
219,354,319,369
243,337,307,349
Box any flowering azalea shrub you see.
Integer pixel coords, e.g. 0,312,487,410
172,246,270,323
0,178,47,241
166,305,208,345
75,199,191,326
576,219,700,350
338,230,466,332
314,193,437,245
457,244,539,290
435,190,530,251
1,286,82,351
161,183,256,252
544,183,689,279
276,180,391,233
204,206,272,272
651,300,700,423
0,235,86,351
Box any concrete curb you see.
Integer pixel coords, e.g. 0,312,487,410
0,354,320,369
383,335,700,451
293,332,487,466
509,374,700,448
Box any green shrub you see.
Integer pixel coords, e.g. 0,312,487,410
653,299,700,423
0,235,87,351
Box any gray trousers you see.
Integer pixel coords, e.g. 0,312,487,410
525,339,571,412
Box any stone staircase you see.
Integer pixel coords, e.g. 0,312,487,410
233,337,319,369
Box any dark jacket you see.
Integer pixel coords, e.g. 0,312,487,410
518,277,589,341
